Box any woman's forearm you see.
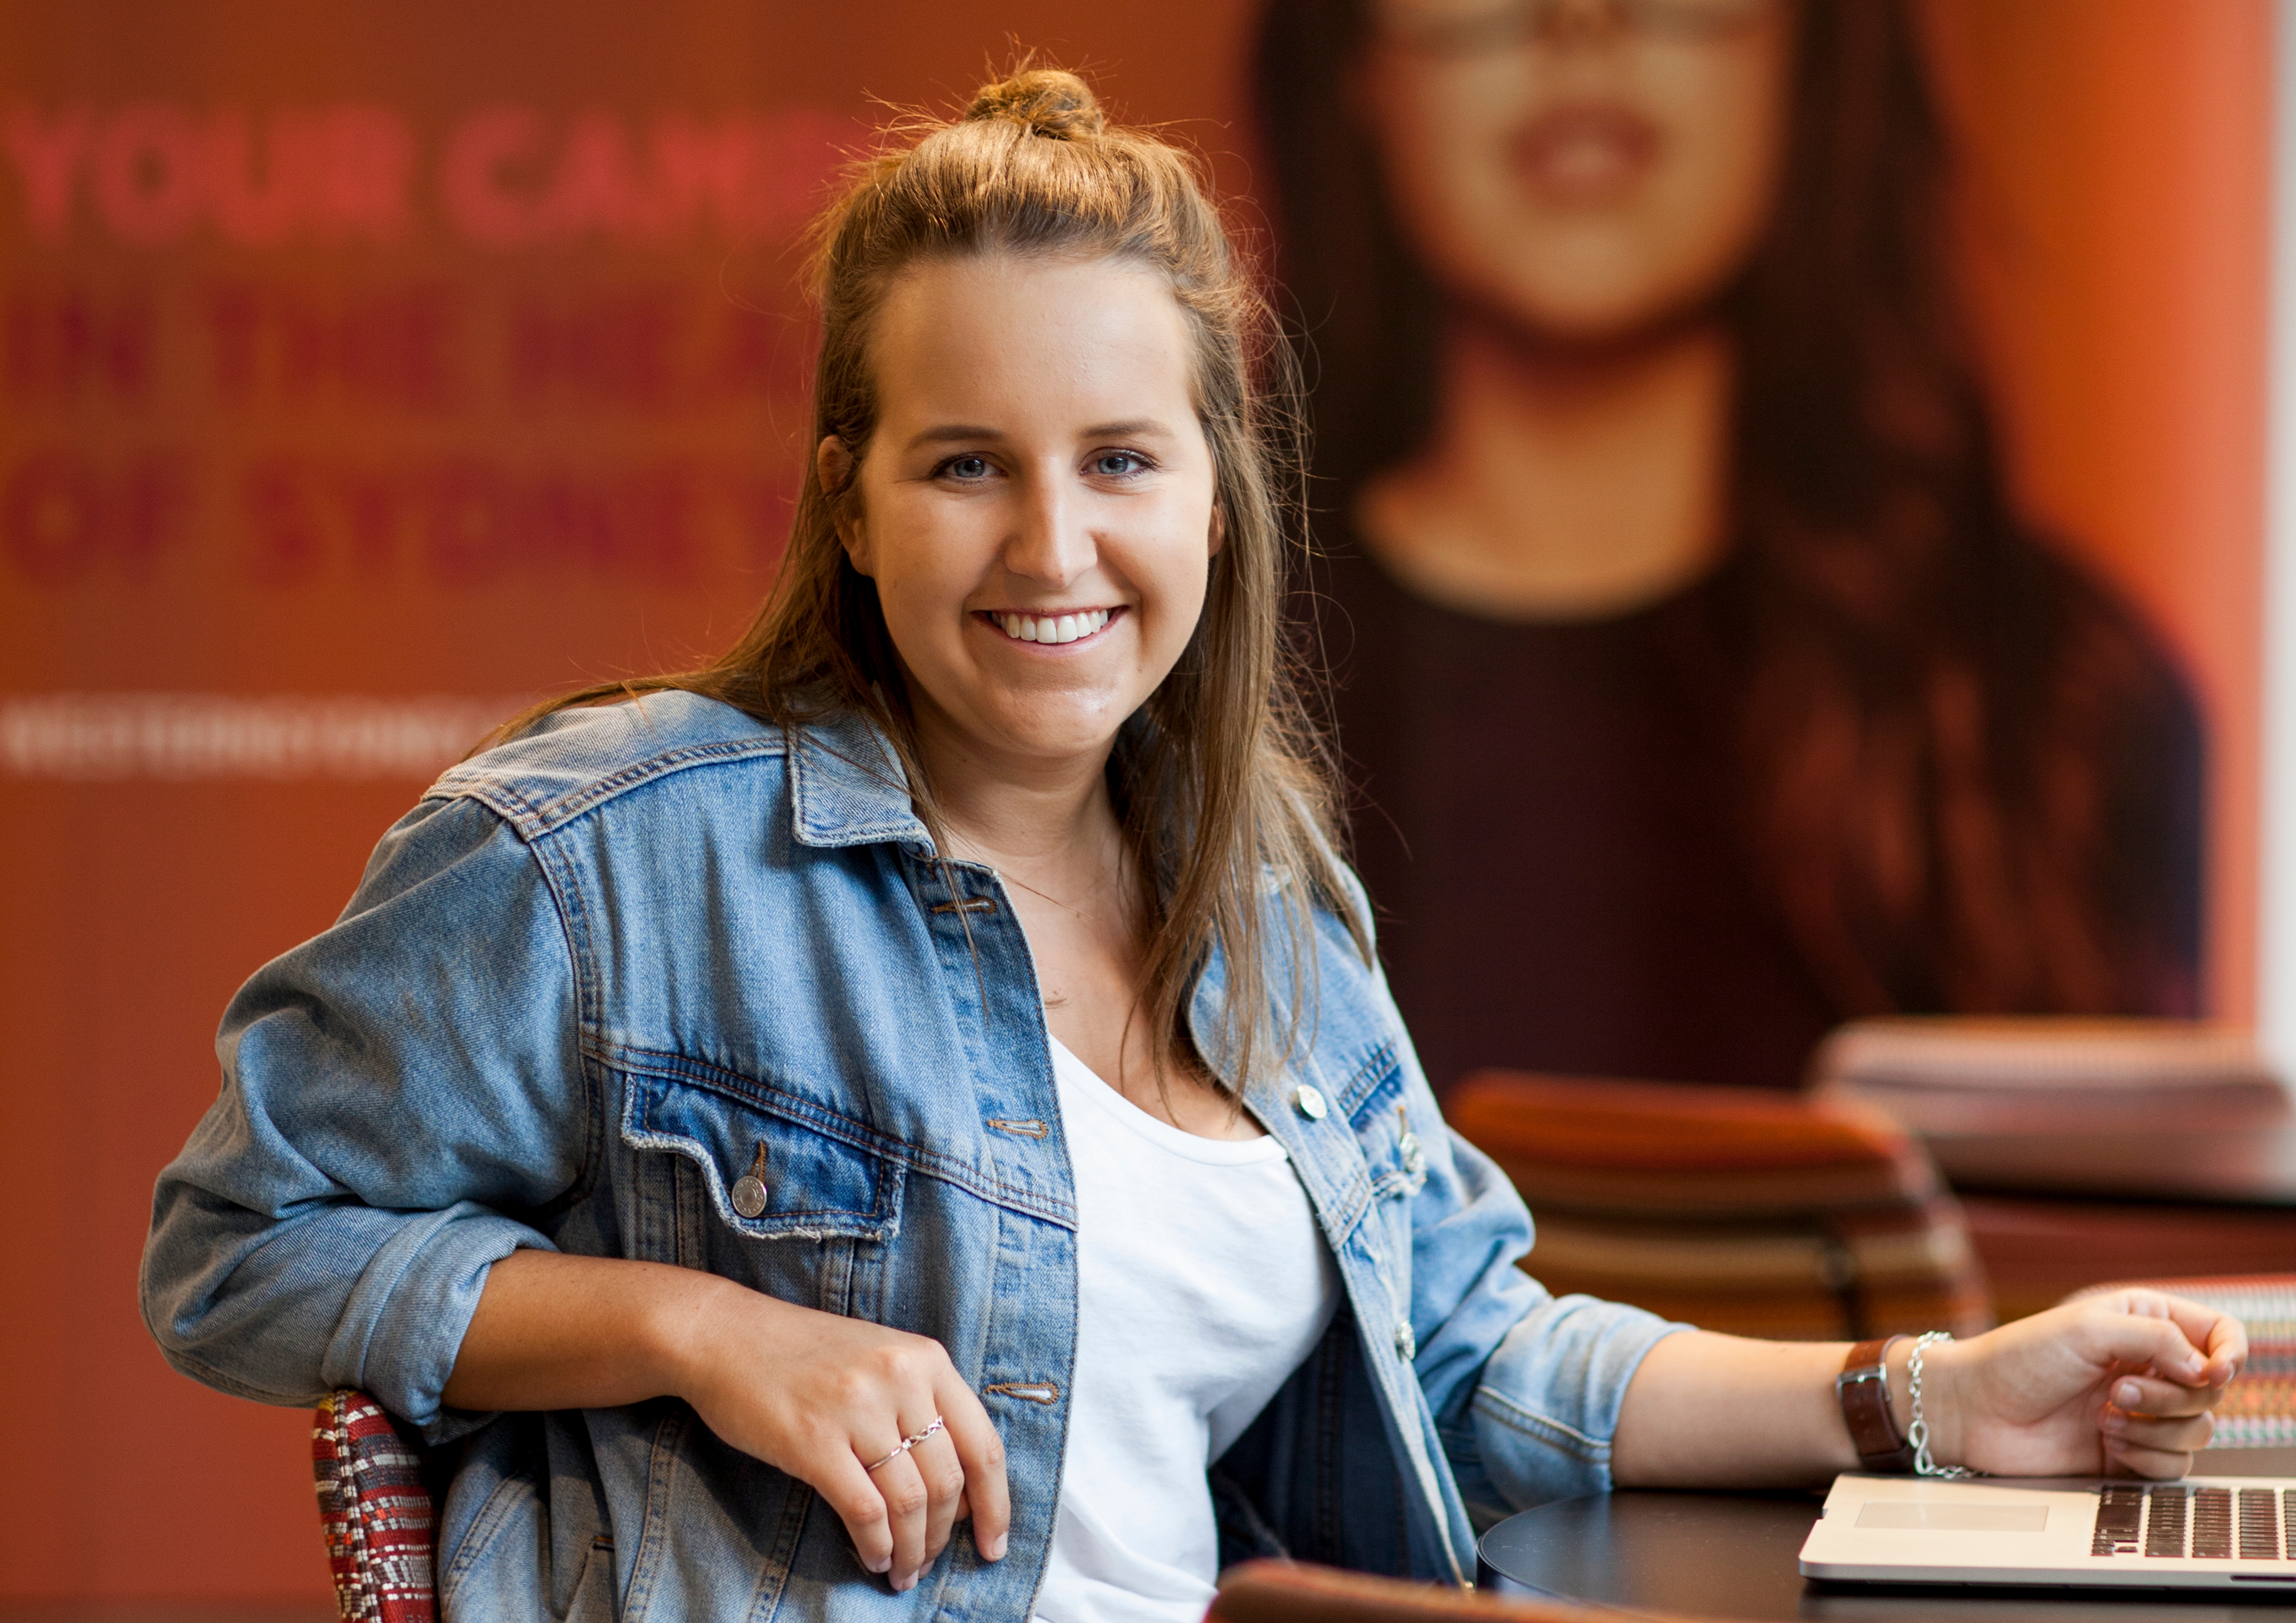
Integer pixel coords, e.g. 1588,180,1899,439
441,1248,729,1412
1611,1331,1869,1487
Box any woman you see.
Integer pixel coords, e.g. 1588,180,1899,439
143,70,2239,1620
1255,0,2206,1092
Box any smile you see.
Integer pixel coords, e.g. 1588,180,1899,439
982,608,1117,645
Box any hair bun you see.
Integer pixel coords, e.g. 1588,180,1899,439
965,68,1106,140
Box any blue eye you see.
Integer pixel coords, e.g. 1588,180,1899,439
943,455,991,481
1093,451,1146,478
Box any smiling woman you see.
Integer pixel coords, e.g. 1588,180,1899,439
822,252,1241,1106
504,72,1350,1130
142,61,2247,1623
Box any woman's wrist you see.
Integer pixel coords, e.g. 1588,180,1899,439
445,1252,755,1413
646,1266,749,1408
1887,1332,1968,1470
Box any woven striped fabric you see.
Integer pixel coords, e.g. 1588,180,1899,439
313,1390,438,1622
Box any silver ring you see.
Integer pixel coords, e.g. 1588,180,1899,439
863,1414,945,1472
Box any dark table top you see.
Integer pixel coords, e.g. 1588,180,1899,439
1927,1128,2296,1209
1478,1452,2296,1621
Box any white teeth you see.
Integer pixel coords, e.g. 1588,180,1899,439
993,609,1113,641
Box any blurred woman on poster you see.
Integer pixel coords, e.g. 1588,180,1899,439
1254,0,2204,1093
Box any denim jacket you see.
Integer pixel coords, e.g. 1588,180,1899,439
141,693,1682,1620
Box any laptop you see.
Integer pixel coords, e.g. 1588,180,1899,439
1800,1472,2296,1590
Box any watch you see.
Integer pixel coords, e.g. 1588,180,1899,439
1836,1336,1914,1472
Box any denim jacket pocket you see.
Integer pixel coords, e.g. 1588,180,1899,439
1339,1043,1425,1204
612,1049,905,1248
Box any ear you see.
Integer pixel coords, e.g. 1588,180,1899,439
817,436,871,574
1208,502,1228,558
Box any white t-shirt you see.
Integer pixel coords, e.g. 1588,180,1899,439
1030,1038,1341,1623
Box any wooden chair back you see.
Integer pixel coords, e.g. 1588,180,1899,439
1209,1560,1691,1623
1447,1071,1991,1339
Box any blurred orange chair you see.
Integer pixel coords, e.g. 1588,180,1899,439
1209,1560,1681,1623
1448,1071,1991,1340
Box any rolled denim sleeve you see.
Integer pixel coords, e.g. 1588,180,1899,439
1459,1218,1690,1505
140,794,585,1441
1341,893,1689,1518
1412,1116,1689,1514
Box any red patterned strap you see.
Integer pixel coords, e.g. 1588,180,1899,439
313,1390,439,1623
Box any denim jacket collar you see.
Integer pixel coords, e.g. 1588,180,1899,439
787,707,933,852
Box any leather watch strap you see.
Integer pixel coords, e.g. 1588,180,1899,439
1836,1335,1914,1472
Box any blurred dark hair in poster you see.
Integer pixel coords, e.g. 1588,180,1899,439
1254,0,2258,1095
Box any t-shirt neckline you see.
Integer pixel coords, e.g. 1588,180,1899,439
1046,1036,1289,1168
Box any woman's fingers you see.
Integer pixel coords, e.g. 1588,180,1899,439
2068,1304,2216,1387
869,1443,933,1591
2109,1373,2222,1419
938,1374,1011,1561
2105,1432,2199,1480
822,1413,986,1592
912,1428,968,1576
818,1450,896,1577
2095,1291,2247,1384
2199,1303,2250,1379
2105,1405,2215,1454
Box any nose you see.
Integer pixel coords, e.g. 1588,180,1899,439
1001,467,1096,589
1534,0,1635,48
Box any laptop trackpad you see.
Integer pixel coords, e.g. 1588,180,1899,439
1855,1502,2051,1532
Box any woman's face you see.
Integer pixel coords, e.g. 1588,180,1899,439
1358,0,1795,342
827,254,1220,776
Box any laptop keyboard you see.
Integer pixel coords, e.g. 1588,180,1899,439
2091,1485,2288,1559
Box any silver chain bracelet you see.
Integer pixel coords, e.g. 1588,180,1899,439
1908,1330,1975,1478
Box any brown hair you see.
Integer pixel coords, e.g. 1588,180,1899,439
1254,0,2202,1016
508,67,1362,1092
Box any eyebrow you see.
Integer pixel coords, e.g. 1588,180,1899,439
905,424,1001,450
902,418,1176,451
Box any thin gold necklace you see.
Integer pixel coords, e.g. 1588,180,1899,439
996,867,1096,919
952,834,1119,921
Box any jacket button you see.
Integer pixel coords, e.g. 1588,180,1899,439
731,1142,770,1218
1399,1130,1424,1177
1395,1320,1416,1362
1292,1084,1327,1121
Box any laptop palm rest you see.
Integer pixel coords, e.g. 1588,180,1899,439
1854,1502,2051,1532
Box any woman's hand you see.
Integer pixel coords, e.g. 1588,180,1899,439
1919,1291,2247,1479
443,1251,1009,1593
668,1282,1011,1591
